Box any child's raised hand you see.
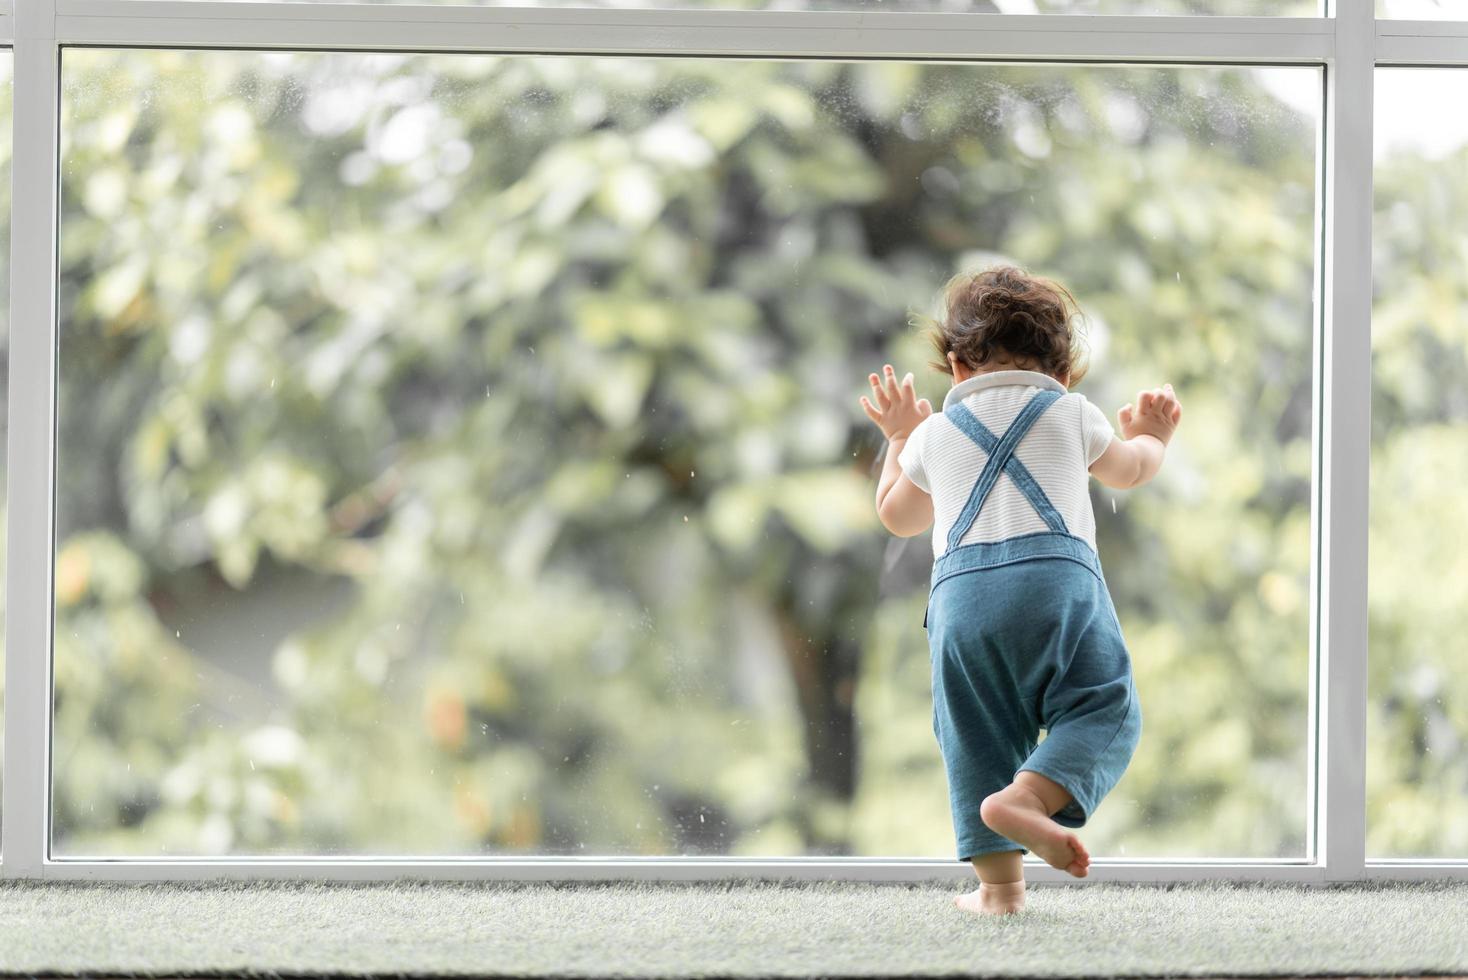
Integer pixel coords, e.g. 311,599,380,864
1118,383,1182,445
860,364,932,441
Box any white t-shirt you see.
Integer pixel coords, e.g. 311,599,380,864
897,369,1116,557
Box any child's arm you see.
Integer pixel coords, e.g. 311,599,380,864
874,438,933,537
1089,383,1182,490
860,364,935,537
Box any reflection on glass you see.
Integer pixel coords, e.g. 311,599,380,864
1369,68,1468,859
55,50,1317,858
1377,0,1468,18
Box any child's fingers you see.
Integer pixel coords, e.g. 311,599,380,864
1171,401,1182,424
871,372,889,408
859,396,883,425
901,372,916,403
1138,391,1155,413
883,364,901,403
1118,403,1133,426
916,397,933,416
870,373,891,410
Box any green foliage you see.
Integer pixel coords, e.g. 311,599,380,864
1368,132,1468,858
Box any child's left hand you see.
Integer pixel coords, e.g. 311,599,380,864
860,364,932,441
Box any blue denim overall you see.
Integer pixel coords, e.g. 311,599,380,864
925,388,1142,862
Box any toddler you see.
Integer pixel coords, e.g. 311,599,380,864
859,265,1181,916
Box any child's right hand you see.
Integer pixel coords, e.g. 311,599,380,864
860,364,932,441
1118,383,1182,446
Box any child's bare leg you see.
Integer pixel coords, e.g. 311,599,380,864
979,770,1091,878
954,849,1025,916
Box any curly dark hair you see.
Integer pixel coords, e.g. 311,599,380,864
915,265,1090,387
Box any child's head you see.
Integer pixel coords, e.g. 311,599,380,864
920,265,1089,388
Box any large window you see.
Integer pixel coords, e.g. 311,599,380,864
1,0,1462,884
1368,67,1468,860
53,49,1318,859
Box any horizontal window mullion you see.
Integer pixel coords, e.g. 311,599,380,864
54,2,1337,33
52,14,1336,61
1366,863,1468,880
1376,17,1468,38
1376,37,1468,65
38,859,1333,884
1375,17,1468,66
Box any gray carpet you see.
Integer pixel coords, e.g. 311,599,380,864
0,878,1465,977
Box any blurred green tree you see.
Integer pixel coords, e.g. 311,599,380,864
1368,109,1468,858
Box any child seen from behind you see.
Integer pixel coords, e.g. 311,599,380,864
859,265,1182,916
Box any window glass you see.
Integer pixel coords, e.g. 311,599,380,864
1377,1,1468,18
55,50,1318,858
1369,67,1468,859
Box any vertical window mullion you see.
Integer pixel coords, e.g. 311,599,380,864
1,0,58,879
1318,0,1372,881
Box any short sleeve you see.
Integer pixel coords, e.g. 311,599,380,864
897,416,933,493
1079,395,1117,466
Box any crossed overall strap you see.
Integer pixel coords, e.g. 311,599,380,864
943,388,1068,554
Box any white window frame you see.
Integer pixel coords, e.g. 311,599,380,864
2,0,1462,884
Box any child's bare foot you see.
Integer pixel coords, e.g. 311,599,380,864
955,880,1025,916
980,785,1091,877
